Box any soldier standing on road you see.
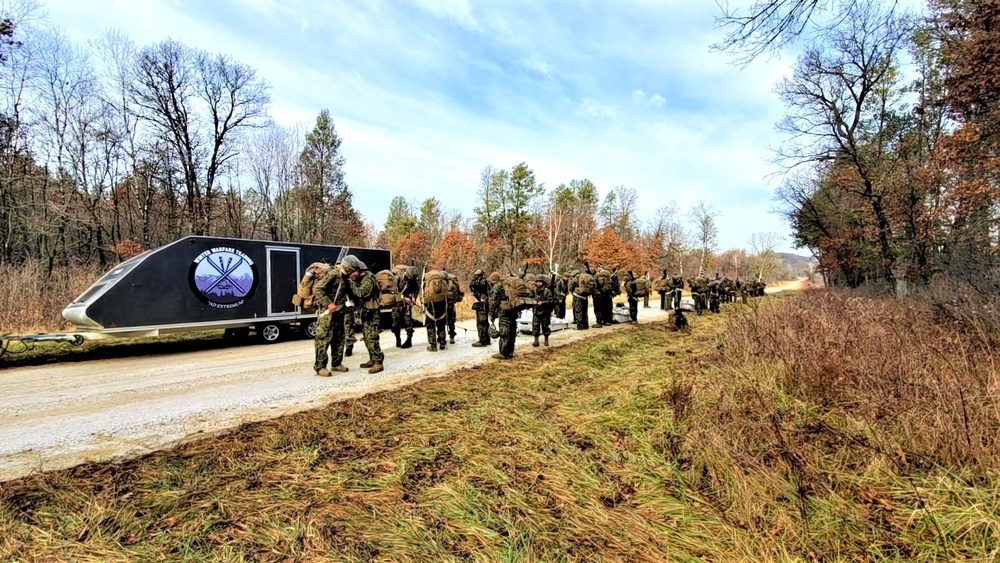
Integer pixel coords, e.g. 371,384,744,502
569,269,590,330
531,274,554,347
312,263,349,376
489,276,518,360
625,271,640,323
656,270,670,311
343,255,384,374
671,272,685,311
554,271,569,320
392,265,418,349
445,272,463,344
469,269,492,348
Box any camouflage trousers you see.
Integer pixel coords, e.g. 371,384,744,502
658,292,668,310
344,307,359,355
532,307,552,337
593,294,612,325
425,301,448,349
447,303,457,339
572,295,589,329
671,289,683,310
314,310,346,372
391,302,414,337
498,311,518,357
642,293,649,308
709,294,720,314
554,295,567,320
361,308,384,363
628,297,638,322
474,303,490,344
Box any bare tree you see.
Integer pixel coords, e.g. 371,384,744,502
775,2,910,288
713,0,880,64
651,202,688,273
130,40,270,235
244,122,299,241
749,231,782,281
688,200,719,274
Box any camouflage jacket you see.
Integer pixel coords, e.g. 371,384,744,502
469,274,490,303
534,285,555,313
313,267,349,309
349,271,380,310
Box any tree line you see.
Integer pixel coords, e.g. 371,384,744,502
0,1,792,286
719,0,1000,292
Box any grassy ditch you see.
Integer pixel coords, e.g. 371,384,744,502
1,291,997,561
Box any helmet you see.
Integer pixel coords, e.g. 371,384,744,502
534,274,548,285
340,255,367,273
489,272,502,284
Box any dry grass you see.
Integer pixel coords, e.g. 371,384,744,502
2,290,998,561
0,260,101,334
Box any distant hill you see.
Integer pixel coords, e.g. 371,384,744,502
777,252,814,275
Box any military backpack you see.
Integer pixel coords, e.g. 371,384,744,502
374,269,400,308
500,276,534,310
293,262,331,309
634,277,651,297
576,272,595,296
422,270,449,303
595,268,612,293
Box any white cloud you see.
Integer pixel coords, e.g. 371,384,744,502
578,99,617,120
41,0,799,253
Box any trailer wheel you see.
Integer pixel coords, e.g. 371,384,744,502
257,323,285,343
304,320,318,339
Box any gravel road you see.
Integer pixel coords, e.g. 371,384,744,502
0,282,804,482
1,304,672,481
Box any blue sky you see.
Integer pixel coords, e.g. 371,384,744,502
46,0,801,253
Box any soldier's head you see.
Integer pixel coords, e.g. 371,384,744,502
489,272,502,284
534,274,548,288
473,269,484,278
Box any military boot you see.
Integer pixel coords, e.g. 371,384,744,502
427,345,438,352
544,335,549,347
316,368,332,377
401,334,412,349
532,335,540,347
368,363,383,374
394,332,402,348
472,341,487,348
345,344,353,357
449,336,455,344
360,360,376,368
330,365,349,373
492,353,511,360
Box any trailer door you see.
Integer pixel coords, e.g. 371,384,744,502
266,247,300,316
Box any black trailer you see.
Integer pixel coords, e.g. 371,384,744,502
60,236,392,343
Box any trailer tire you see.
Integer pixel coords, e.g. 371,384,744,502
304,320,318,339
256,323,285,344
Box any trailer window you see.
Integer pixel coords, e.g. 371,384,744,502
73,282,107,304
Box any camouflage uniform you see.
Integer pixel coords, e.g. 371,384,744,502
625,275,639,322
343,303,358,357
312,267,348,374
642,274,650,308
671,275,684,311
554,274,569,320
348,269,385,371
489,280,518,359
469,271,493,346
445,273,464,343
568,271,589,330
708,276,721,314
424,301,448,351
531,275,554,346
392,270,417,348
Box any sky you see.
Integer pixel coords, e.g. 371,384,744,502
44,0,803,253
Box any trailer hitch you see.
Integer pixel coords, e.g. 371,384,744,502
0,333,87,358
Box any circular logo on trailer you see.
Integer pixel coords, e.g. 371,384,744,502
189,247,259,309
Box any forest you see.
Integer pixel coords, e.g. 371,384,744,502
0,0,792,325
